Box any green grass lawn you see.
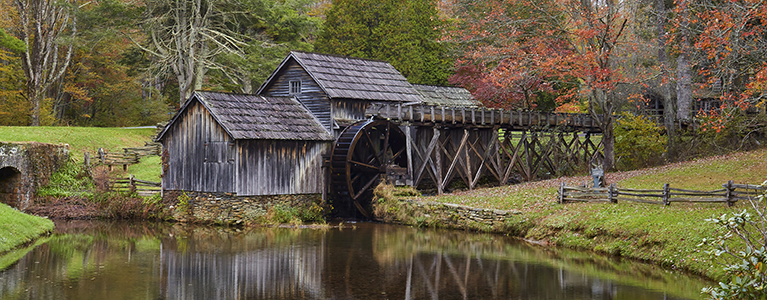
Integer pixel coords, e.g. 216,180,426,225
410,148,767,281
0,203,54,254
0,126,155,158
0,126,161,181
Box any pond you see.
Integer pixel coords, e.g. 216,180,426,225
0,220,711,299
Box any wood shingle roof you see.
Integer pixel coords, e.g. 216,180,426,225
159,91,333,141
260,51,425,103
413,84,482,108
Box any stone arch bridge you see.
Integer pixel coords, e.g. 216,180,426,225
0,142,69,210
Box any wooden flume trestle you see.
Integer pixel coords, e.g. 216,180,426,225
330,103,605,218
366,103,603,132
368,103,604,194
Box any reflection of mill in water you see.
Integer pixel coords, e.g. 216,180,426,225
157,232,637,300
160,238,325,299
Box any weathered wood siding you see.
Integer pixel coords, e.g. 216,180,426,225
332,99,368,122
236,140,329,196
162,100,235,193
261,59,332,131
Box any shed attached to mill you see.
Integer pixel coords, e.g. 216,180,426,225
156,91,334,197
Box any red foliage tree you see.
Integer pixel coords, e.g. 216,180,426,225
670,0,767,133
446,0,638,170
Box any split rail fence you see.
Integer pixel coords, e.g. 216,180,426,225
559,181,764,206
112,175,162,197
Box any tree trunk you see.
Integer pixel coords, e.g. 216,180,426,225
15,0,76,126
656,0,676,159
602,120,615,171
676,54,692,121
590,88,615,171
676,0,693,122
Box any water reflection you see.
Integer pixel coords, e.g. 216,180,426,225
0,221,709,299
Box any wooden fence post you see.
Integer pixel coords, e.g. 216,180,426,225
559,182,564,204
609,183,616,203
726,180,734,207
129,174,136,193
83,152,92,178
662,183,670,206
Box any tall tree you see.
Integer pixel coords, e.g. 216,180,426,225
670,0,767,131
654,0,678,156
209,0,319,94
446,0,637,170
13,0,77,126
316,0,451,85
127,0,246,105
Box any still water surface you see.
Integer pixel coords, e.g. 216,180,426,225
0,221,711,299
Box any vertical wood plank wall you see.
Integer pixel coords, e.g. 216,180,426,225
236,140,329,196
162,101,234,193
261,59,332,131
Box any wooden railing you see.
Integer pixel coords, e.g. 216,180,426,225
112,175,161,197
558,181,764,206
366,103,603,132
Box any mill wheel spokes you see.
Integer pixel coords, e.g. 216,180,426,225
331,120,408,218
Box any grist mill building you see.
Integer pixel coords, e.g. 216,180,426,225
157,51,481,221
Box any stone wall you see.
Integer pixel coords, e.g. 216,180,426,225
377,199,521,232
163,190,322,224
0,142,69,209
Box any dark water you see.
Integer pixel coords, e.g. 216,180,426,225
0,221,710,300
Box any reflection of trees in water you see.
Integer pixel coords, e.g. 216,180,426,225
0,222,701,300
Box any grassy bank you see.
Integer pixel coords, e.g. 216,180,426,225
0,126,161,181
378,148,767,281
0,203,54,254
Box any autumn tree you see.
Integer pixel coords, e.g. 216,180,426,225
13,0,77,126
316,0,451,85
444,0,565,110
447,0,641,170
663,0,767,147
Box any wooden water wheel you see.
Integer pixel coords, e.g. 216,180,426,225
331,120,408,218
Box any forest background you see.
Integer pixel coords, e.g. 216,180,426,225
1,0,766,169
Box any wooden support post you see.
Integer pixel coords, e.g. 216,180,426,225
435,128,443,195
662,183,670,206
559,182,565,204
398,103,402,120
406,124,413,186
430,106,435,123
420,105,425,123
452,108,456,124
129,174,136,193
726,180,734,207
465,129,473,189
441,107,446,123
481,109,485,125
609,183,616,203
409,105,414,121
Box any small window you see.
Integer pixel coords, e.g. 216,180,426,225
289,80,302,95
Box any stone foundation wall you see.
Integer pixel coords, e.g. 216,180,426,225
163,190,322,224
377,199,521,232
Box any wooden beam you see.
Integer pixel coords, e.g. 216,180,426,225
442,129,470,189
